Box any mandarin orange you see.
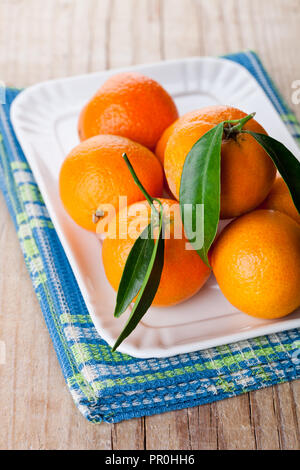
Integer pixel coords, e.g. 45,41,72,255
101,199,211,307
211,209,300,319
59,135,163,232
164,105,277,219
78,72,179,149
155,105,245,164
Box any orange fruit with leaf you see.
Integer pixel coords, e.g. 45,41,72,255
155,106,228,164
164,105,277,219
211,210,300,319
101,198,211,307
59,134,163,232
78,72,179,149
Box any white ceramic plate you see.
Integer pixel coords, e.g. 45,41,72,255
10,57,300,358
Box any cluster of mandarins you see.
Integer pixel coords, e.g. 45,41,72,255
59,72,300,320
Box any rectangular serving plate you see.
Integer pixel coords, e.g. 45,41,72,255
10,57,300,358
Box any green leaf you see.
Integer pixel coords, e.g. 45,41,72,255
179,123,224,266
112,205,165,352
244,131,300,213
114,223,154,318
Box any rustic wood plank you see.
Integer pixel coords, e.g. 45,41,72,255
290,380,300,443
249,387,281,450
216,395,256,450
112,418,145,450
85,0,111,73
162,0,200,59
273,382,300,450
145,409,193,450
187,404,218,450
0,0,299,450
107,0,135,68
132,0,161,65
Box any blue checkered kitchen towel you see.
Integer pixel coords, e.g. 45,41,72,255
0,51,300,423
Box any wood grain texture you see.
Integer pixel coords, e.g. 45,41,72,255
0,0,299,450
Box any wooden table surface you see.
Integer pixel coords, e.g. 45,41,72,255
0,0,300,450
